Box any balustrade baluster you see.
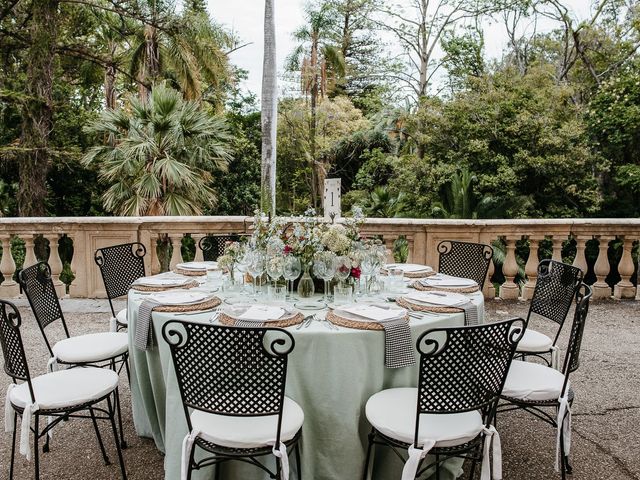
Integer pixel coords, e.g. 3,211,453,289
45,234,66,297
551,236,563,262
67,232,87,298
500,236,520,300
614,236,637,299
592,236,613,299
192,234,205,262
169,234,184,270
22,234,37,268
483,254,496,299
572,236,588,274
522,237,541,300
0,235,19,297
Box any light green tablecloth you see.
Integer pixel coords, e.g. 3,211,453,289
127,285,485,480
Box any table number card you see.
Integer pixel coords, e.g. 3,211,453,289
324,178,341,220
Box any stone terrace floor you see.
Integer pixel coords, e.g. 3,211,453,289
0,298,638,480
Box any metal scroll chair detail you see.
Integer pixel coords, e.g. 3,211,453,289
517,259,584,368
94,242,147,332
0,300,127,480
362,318,525,480
497,284,592,479
163,321,303,480
17,261,129,451
198,234,248,261
437,240,493,290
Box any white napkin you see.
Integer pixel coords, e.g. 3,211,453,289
133,275,191,287
389,263,433,273
421,274,477,288
238,306,285,322
343,305,403,321
177,261,209,270
148,291,208,305
406,291,467,307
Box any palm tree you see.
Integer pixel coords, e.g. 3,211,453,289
128,0,232,103
82,84,231,216
364,186,406,218
288,4,346,209
261,0,277,215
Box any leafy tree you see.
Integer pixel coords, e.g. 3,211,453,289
83,84,231,215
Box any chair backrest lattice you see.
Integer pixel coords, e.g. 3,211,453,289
528,259,584,327
18,262,67,338
162,321,294,421
562,283,592,379
0,300,35,402
414,318,524,442
198,235,247,261
437,240,493,289
94,242,146,316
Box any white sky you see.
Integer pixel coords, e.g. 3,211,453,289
207,0,592,100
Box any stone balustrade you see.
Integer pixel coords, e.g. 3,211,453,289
0,216,638,301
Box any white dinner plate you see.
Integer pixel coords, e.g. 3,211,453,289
386,263,433,274
176,261,215,271
421,274,478,288
133,276,191,287
335,303,406,323
405,291,468,307
149,291,209,305
222,304,298,323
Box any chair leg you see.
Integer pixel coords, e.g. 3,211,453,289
362,430,375,480
34,414,40,480
9,412,17,480
114,387,127,449
186,442,197,480
107,395,128,480
559,425,567,480
435,454,440,480
295,443,302,480
468,452,478,480
275,456,283,480
90,407,110,465
123,354,131,384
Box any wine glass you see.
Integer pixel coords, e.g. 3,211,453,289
361,250,380,296
314,253,337,303
335,255,352,287
236,246,252,291
283,256,302,301
266,255,284,286
247,251,266,297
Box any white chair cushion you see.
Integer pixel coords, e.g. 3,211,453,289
191,397,304,449
52,332,128,364
502,360,565,402
116,308,128,325
515,328,553,353
10,368,118,411
365,388,484,448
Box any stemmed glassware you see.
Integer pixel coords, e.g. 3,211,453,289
314,252,338,303
361,246,385,297
335,255,352,287
266,255,284,286
247,251,266,298
236,246,252,291
283,255,302,301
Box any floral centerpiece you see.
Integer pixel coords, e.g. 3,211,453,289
216,241,243,283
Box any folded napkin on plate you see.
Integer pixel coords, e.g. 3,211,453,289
234,306,285,328
133,275,191,287
343,306,414,369
135,300,161,350
389,264,432,273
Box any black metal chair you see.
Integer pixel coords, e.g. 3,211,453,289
0,299,127,480
517,259,584,368
198,234,248,261
437,240,494,290
497,283,592,479
362,318,525,480
18,261,129,450
162,320,303,480
94,242,146,332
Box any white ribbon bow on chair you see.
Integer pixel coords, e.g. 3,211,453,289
272,442,290,480
110,316,117,333
47,356,58,373
402,439,436,480
181,429,201,480
555,386,572,473
4,383,15,434
551,345,560,370
481,426,502,480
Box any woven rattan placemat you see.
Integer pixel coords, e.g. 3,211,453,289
174,267,206,276
153,296,221,312
396,296,462,314
382,268,436,279
131,280,199,292
326,310,409,331
411,281,479,294
218,311,304,328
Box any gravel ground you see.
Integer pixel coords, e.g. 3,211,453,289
0,298,638,480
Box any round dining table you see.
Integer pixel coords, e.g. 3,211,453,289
127,277,485,480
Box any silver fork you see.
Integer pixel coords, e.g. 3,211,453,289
321,314,339,330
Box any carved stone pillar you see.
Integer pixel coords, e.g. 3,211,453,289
192,234,205,262
572,236,588,275
169,234,184,270
592,236,612,299
46,234,66,297
500,236,520,300
483,254,496,299
22,235,38,268
614,237,636,299
522,237,541,300
0,235,19,297
551,236,564,263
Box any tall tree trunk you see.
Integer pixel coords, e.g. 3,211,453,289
310,34,319,210
261,0,277,215
139,24,159,100
18,0,58,216
105,41,117,110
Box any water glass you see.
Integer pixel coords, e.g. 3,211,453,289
334,284,353,306
388,268,405,293
267,284,287,305
206,267,223,288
